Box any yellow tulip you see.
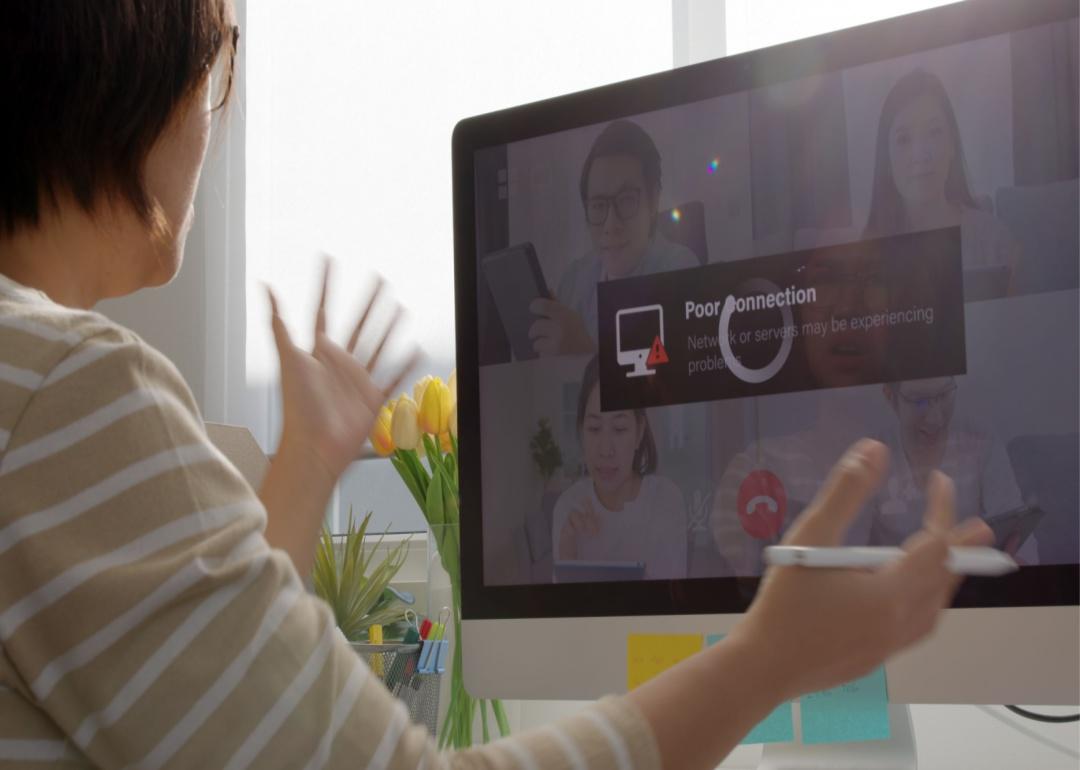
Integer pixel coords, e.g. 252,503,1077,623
419,378,453,435
413,375,434,406
390,396,421,451
447,402,457,438
370,404,394,457
439,432,453,453
448,369,457,399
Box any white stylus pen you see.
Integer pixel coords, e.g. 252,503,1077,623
763,546,1018,576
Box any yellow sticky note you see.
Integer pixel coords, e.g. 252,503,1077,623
627,634,703,689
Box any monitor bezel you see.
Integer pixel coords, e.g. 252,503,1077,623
452,0,1080,621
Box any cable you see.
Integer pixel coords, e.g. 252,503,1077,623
1005,705,1080,724
976,706,1080,761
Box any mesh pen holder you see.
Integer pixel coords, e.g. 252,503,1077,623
350,642,445,736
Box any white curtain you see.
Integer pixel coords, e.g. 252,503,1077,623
243,0,674,532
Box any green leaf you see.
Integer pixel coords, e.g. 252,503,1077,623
425,468,446,531
390,456,425,510
434,460,460,507
492,699,512,737
422,434,443,477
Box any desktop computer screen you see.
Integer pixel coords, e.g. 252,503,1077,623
453,0,1079,703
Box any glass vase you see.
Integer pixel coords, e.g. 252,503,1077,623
426,522,509,748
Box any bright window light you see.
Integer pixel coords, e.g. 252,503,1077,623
725,0,965,55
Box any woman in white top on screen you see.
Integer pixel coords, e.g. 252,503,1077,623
553,356,688,579
529,120,698,355
863,69,1021,283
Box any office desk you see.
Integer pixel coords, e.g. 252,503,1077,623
507,701,1080,769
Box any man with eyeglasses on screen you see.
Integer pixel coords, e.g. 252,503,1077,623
528,119,698,356
871,376,1039,562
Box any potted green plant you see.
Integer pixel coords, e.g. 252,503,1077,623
529,418,563,484
311,510,412,642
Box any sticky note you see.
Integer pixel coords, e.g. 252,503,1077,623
706,635,794,744
800,666,890,744
627,634,702,689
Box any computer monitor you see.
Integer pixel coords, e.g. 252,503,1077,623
454,0,1079,710
616,304,665,378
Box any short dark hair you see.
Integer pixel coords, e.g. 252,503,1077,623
0,1,238,236
578,120,662,206
575,355,658,476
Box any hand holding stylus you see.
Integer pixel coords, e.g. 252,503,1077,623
730,439,994,701
630,439,993,770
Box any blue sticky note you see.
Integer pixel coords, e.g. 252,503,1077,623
706,635,794,744
800,667,890,745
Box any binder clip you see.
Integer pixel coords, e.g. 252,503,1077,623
418,607,450,674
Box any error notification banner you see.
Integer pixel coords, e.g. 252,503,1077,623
597,227,966,411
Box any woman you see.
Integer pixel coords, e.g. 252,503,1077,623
0,3,989,768
554,357,687,579
863,69,1021,280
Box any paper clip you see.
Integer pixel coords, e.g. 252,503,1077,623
387,611,422,694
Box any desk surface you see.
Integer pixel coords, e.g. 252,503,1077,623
718,704,1080,769
509,700,1080,769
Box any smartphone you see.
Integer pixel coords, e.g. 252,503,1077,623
983,504,1044,553
480,242,551,361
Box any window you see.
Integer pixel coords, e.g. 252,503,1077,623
245,2,673,532
724,0,963,56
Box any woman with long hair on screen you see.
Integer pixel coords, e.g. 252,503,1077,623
863,69,1021,286
1,3,990,768
553,356,687,579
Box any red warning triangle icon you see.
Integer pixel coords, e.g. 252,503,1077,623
647,336,669,366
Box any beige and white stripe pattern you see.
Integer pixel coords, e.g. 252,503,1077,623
0,275,660,770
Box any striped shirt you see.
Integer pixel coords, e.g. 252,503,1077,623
0,273,660,770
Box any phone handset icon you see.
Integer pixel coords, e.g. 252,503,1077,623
745,495,779,516
736,470,787,540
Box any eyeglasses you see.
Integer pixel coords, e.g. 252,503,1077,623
897,384,957,413
804,267,890,311
585,188,642,226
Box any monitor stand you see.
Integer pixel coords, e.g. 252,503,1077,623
625,355,655,378
758,704,917,770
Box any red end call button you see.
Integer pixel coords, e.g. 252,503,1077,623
736,469,787,540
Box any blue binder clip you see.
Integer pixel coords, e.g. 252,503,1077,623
434,638,449,673
417,633,436,674
418,608,451,674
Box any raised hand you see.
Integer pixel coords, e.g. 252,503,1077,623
528,298,595,356
267,258,417,480
260,257,419,576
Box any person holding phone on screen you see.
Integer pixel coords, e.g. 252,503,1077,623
553,357,688,579
870,377,1038,562
529,120,698,356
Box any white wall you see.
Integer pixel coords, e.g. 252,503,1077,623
97,220,210,410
